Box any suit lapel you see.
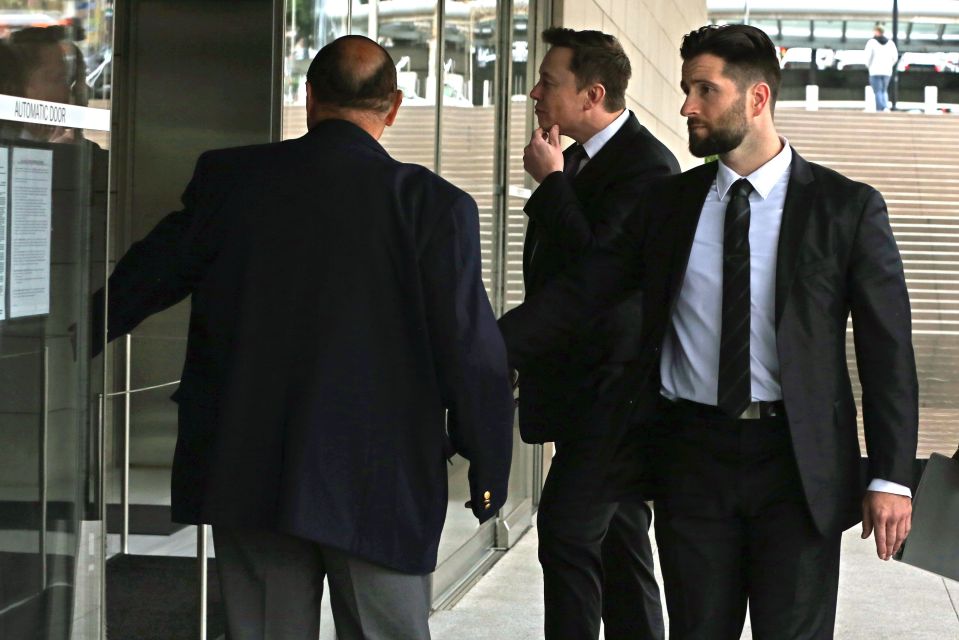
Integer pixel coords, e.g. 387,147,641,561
775,152,817,328
570,113,642,203
666,163,718,309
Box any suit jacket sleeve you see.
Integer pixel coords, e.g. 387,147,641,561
523,146,675,260
93,152,222,353
499,207,648,369
420,192,514,522
849,188,919,488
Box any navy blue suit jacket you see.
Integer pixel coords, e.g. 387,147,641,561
97,119,514,573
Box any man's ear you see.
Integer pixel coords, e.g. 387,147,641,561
306,82,315,114
585,83,607,111
385,90,403,127
751,82,772,117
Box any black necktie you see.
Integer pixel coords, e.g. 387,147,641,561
717,178,753,418
563,144,588,178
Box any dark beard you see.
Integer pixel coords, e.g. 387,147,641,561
687,96,748,158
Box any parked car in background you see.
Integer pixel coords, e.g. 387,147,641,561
780,47,835,70
835,49,868,71
897,52,949,73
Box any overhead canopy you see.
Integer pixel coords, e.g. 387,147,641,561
708,0,959,52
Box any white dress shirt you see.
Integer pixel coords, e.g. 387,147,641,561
571,108,631,174
659,140,910,498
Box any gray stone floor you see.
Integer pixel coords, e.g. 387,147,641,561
153,519,959,639
429,521,959,640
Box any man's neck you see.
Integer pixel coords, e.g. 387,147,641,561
308,111,385,140
571,108,625,145
719,128,784,177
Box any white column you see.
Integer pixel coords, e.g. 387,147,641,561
925,86,939,114
864,85,877,112
805,85,819,111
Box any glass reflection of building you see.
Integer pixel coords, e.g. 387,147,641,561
1,4,112,639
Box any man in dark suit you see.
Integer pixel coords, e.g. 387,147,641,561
518,27,678,640
95,36,513,640
500,24,917,638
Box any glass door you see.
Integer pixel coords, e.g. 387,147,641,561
0,7,113,638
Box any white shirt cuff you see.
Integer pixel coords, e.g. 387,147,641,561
867,478,912,498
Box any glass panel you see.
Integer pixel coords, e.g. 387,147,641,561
943,24,959,43
500,0,533,521
0,5,112,637
434,0,499,565
358,0,438,170
909,22,941,41
845,20,878,42
281,0,349,140
505,5,531,312
781,20,811,40
815,19,843,40
439,0,497,292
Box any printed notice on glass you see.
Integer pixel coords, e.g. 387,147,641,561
9,147,52,318
0,147,7,320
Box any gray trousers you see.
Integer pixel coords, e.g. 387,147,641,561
213,527,432,640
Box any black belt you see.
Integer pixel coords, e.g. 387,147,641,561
661,397,786,420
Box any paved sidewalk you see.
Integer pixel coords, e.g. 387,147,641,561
429,521,959,640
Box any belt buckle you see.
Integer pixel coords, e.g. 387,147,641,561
738,402,761,420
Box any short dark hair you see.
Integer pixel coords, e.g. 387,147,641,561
542,27,631,112
306,35,397,113
11,26,65,79
680,24,781,112
0,42,24,98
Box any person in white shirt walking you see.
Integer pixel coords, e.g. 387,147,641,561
865,24,899,111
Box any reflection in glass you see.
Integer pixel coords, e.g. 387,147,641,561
499,0,534,524
440,0,500,292
505,1,531,311
363,0,439,170
281,0,349,140
0,3,111,637
1,8,112,148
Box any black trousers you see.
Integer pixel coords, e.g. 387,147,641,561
649,402,841,640
538,437,664,640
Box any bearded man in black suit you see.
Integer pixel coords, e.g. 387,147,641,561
518,27,678,640
501,24,917,639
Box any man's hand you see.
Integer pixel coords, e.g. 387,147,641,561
523,125,564,183
861,490,912,560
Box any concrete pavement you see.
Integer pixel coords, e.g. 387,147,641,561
429,519,959,639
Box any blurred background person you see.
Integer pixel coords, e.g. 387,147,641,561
865,23,899,112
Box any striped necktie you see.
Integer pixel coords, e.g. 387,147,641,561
717,178,754,417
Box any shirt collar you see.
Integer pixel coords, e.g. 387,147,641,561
581,109,631,160
716,138,792,201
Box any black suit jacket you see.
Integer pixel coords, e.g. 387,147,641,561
500,151,919,536
96,119,514,574
518,113,679,443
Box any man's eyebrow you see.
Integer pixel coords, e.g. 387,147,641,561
685,77,719,89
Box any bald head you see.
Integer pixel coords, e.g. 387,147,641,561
306,35,397,115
